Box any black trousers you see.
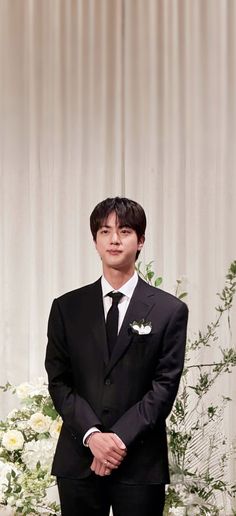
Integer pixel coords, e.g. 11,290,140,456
57,475,165,516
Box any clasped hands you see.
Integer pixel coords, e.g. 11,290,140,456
88,432,127,477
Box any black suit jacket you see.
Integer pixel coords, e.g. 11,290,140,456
45,276,188,484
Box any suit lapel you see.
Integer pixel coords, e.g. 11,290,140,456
104,277,155,377
89,279,110,365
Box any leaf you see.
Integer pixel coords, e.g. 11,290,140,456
155,277,163,287
43,404,58,419
147,270,154,280
179,292,188,300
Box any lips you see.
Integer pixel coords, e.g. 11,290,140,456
107,250,122,255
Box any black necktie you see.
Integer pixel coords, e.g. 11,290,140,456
106,292,124,355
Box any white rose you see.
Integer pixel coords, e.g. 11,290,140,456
29,412,51,433
49,419,62,439
2,430,24,451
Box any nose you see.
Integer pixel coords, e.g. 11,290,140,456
111,231,120,244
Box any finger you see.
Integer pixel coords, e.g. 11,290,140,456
108,449,127,462
112,434,127,450
94,461,103,475
97,464,111,477
103,458,118,470
109,443,127,458
91,458,111,476
90,458,96,471
108,445,126,457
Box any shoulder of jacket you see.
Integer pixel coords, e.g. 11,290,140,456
54,278,101,304
138,276,188,310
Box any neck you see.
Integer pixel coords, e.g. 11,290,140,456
103,266,135,290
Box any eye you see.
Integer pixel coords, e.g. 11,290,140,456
121,228,131,234
100,229,109,234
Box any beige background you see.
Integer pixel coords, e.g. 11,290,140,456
0,0,235,510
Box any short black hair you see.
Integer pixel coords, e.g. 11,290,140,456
90,197,146,259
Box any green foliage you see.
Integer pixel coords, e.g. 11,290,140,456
139,260,236,514
136,260,163,287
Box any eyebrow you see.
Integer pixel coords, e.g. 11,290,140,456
99,224,111,229
99,223,132,229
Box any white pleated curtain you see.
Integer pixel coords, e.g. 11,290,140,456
0,0,235,486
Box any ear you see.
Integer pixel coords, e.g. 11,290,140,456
137,235,145,250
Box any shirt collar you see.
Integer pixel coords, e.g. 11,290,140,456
101,271,138,299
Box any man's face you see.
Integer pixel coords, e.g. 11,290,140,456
94,212,144,272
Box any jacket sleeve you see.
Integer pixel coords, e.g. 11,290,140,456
110,301,188,445
45,298,102,440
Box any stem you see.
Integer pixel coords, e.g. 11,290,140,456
187,362,228,369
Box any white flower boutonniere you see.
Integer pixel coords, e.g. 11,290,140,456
130,319,152,335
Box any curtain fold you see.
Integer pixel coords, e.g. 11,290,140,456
0,0,235,491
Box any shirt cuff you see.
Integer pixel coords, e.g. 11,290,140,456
83,427,101,447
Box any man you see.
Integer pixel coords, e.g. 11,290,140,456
45,196,188,516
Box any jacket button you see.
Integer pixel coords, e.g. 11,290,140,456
105,378,111,385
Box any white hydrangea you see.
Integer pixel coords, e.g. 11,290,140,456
2,430,24,451
29,412,51,433
49,419,62,439
21,438,56,470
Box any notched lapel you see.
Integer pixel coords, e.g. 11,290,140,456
104,278,155,377
89,280,110,365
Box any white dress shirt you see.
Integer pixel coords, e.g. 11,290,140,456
101,271,138,331
83,271,139,445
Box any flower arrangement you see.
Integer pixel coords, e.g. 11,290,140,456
137,260,236,515
0,378,61,515
1,261,236,515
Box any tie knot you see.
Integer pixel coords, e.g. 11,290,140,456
107,291,124,305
